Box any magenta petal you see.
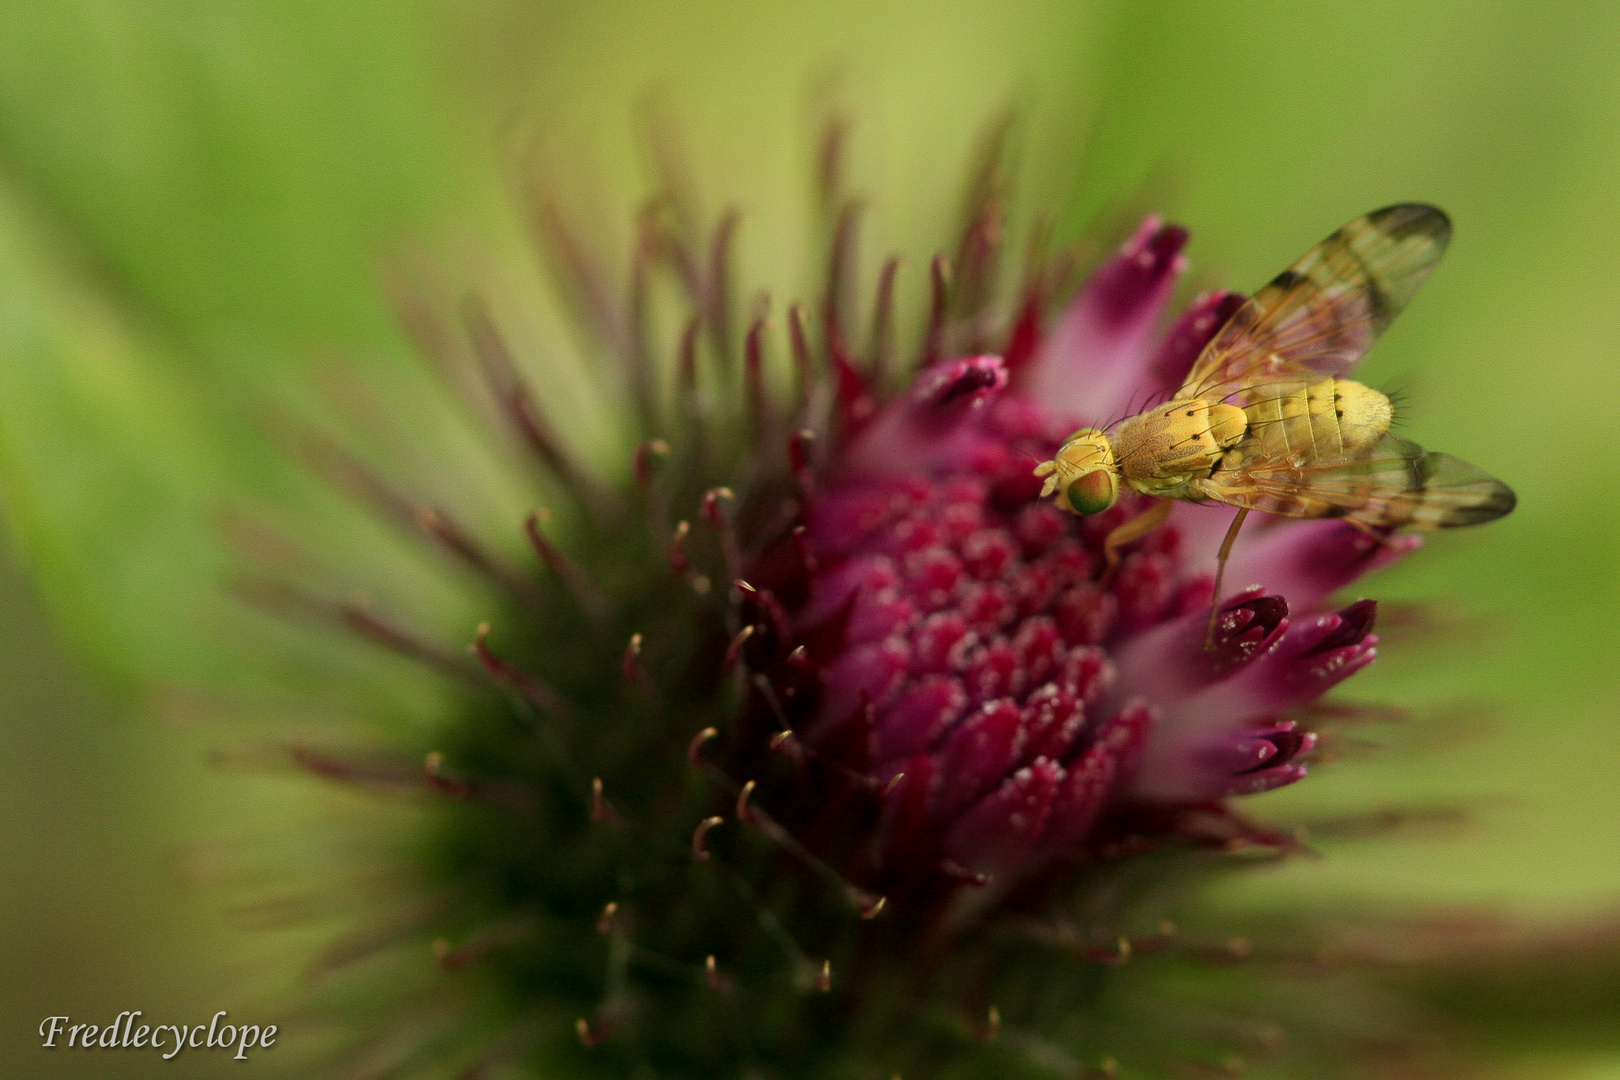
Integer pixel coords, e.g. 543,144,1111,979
1109,587,1289,708
1130,603,1375,801
1248,601,1380,709
1033,745,1117,857
1219,724,1318,796
1204,732,1283,775
1059,646,1115,704
844,356,1008,477
1022,217,1189,426
944,758,1062,877
799,555,900,630
1009,616,1064,691
1090,700,1153,783
1017,684,1087,765
812,638,912,740
871,675,968,766
1200,722,1314,777
931,699,1025,821
795,554,914,649
910,611,975,674
807,478,931,560
1150,289,1244,388
1304,598,1376,654
845,593,914,647
1226,763,1309,797
961,638,1022,704
904,546,966,609
1180,604,1376,727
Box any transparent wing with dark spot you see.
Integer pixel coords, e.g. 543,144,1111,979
1177,205,1452,404
1200,431,1516,528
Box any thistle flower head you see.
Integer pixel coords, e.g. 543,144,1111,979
247,123,1444,1078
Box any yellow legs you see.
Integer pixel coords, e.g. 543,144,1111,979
1099,498,1174,585
1204,508,1250,650
1100,501,1252,651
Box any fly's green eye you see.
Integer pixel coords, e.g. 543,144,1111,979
1065,470,1118,515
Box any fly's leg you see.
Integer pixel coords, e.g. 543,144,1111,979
1204,507,1251,650
1099,499,1173,586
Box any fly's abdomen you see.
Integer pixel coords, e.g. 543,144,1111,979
1242,378,1391,462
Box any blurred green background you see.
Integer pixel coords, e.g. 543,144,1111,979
2,1,1619,1076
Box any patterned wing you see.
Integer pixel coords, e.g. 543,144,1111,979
1199,431,1515,529
1177,205,1452,404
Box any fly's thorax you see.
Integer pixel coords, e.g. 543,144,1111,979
1036,428,1120,515
1113,399,1249,486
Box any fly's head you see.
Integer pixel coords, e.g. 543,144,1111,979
1035,428,1120,515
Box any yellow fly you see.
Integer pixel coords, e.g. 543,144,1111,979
1034,204,1515,645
